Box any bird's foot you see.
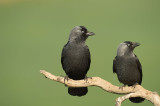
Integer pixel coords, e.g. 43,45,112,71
119,85,126,90
132,83,139,88
64,76,69,87
84,76,92,83
84,76,88,83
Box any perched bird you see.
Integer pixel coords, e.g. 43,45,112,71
61,26,95,96
113,41,145,103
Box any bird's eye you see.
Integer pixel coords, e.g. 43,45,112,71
127,44,130,46
81,30,84,33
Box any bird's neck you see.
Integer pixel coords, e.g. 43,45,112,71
117,51,135,57
69,37,87,45
68,40,86,45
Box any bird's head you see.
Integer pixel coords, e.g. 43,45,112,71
69,26,95,43
117,41,140,56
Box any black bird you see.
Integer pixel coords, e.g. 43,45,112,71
113,41,145,103
61,26,95,96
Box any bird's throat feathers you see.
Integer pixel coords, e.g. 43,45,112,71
69,35,87,44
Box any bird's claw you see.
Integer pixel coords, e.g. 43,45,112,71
119,85,126,90
132,83,139,88
84,76,92,83
84,76,88,83
64,76,69,87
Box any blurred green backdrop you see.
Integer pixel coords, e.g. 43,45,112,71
0,0,160,106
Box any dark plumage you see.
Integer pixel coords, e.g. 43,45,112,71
113,41,144,103
61,26,95,96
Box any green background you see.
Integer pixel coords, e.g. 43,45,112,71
0,0,160,106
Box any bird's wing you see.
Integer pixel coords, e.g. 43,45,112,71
113,56,117,73
85,45,91,71
61,43,68,70
135,55,142,84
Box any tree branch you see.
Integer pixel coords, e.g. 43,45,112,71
40,70,160,106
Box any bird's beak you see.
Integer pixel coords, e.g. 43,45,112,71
86,32,95,36
132,42,140,47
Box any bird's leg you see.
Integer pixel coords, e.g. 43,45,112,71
132,83,139,88
119,85,126,90
64,76,69,87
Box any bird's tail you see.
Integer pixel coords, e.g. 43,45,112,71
129,97,145,103
129,84,145,103
68,87,88,96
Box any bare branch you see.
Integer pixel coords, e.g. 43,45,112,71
40,70,160,106
116,93,135,106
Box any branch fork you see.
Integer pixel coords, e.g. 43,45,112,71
40,70,160,106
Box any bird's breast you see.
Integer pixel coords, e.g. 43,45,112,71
116,57,141,85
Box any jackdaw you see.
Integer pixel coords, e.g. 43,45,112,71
61,26,95,96
113,41,145,103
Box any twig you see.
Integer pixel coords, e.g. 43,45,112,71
40,70,160,106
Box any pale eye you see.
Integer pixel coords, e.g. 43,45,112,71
81,31,84,33
127,44,130,46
